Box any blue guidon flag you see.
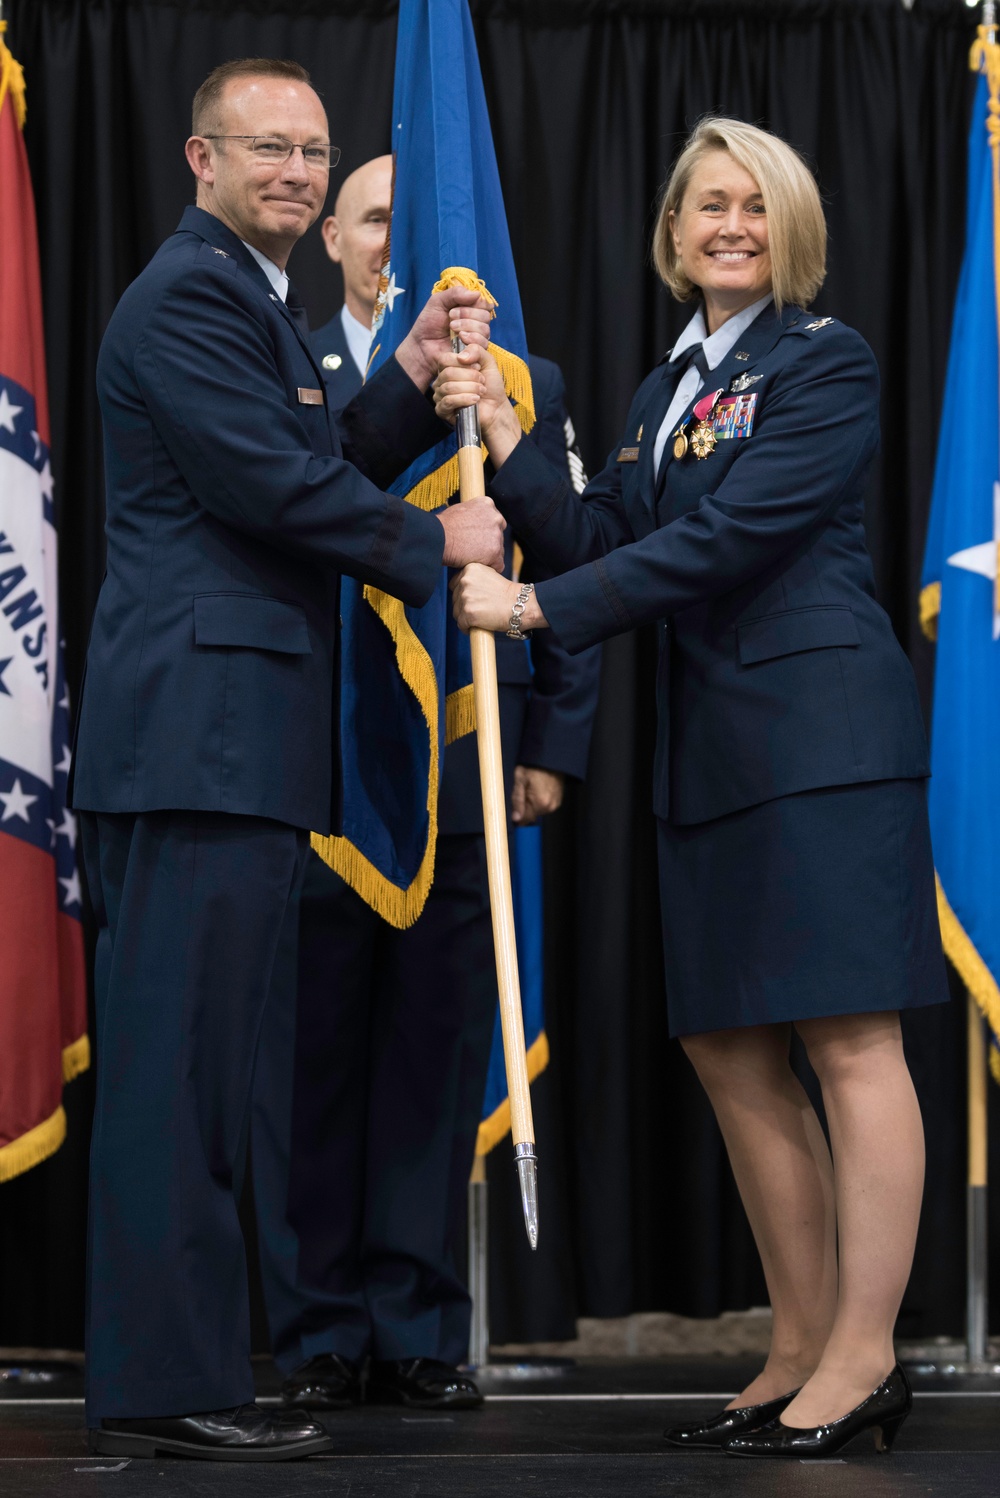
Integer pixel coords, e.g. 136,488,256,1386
310,0,549,1149
920,31,1000,1079
311,0,536,930
0,23,88,1182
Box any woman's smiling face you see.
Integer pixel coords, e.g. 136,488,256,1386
669,149,773,329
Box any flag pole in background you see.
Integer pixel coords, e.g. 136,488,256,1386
919,0,1000,1375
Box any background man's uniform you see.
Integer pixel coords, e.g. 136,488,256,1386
250,302,600,1394
70,207,457,1423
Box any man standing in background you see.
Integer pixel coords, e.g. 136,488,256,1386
250,155,600,1412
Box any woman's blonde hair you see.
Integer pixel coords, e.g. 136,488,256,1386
652,117,826,311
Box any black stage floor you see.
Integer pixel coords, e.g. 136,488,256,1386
2,1357,999,1495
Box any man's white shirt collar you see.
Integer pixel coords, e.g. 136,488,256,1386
241,241,289,303
341,304,374,379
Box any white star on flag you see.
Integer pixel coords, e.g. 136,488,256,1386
39,460,54,501
0,778,39,822
385,273,406,312
59,870,82,909
54,743,72,775
947,480,1000,640
54,809,78,850
31,430,42,461
0,388,24,434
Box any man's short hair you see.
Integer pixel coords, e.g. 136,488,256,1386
192,58,314,136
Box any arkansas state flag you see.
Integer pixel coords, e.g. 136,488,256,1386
0,23,88,1182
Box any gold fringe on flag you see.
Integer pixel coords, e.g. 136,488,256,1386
0,22,27,131
474,1031,550,1157
936,875,1000,1084
0,1104,67,1184
311,588,440,930
445,683,476,744
62,1034,91,1083
919,580,941,640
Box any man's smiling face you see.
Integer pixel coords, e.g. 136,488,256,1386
189,76,331,266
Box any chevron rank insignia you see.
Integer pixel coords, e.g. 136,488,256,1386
730,372,763,394
805,317,835,331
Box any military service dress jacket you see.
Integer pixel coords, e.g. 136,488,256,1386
71,208,450,836
488,302,929,826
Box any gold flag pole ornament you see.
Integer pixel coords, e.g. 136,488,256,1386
440,269,539,1249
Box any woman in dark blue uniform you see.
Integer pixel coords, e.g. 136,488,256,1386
438,118,948,1460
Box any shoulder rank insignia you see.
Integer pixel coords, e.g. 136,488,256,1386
804,317,834,331
730,372,763,394
212,247,230,258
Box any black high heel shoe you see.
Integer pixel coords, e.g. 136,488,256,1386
664,1389,799,1449
722,1363,912,1458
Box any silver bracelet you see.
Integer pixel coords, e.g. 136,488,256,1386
506,582,534,640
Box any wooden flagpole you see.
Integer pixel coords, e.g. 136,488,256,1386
454,380,539,1249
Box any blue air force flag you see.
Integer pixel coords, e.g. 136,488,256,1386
312,0,536,932
920,56,1000,1077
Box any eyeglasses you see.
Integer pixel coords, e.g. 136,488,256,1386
205,136,340,170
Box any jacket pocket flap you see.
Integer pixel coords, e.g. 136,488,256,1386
194,594,312,654
737,606,860,666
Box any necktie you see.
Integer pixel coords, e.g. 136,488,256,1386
656,343,710,489
285,283,310,338
675,342,710,382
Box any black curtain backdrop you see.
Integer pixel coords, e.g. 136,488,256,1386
1,0,995,1353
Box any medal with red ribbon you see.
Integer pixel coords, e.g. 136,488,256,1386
689,388,725,460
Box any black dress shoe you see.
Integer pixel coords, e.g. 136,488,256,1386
664,1388,799,1448
366,1358,483,1409
281,1353,363,1410
723,1364,912,1458
89,1403,333,1461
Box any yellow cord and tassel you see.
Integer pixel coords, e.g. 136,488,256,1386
431,266,536,436
0,21,27,130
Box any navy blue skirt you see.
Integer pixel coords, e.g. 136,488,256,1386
657,778,949,1038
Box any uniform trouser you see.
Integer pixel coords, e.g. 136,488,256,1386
251,833,497,1373
79,809,309,1423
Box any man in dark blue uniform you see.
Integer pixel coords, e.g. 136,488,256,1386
250,156,600,1411
71,63,504,1462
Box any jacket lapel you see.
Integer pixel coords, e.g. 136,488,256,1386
634,361,682,525
176,206,325,377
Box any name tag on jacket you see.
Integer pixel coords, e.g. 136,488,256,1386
297,387,325,406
